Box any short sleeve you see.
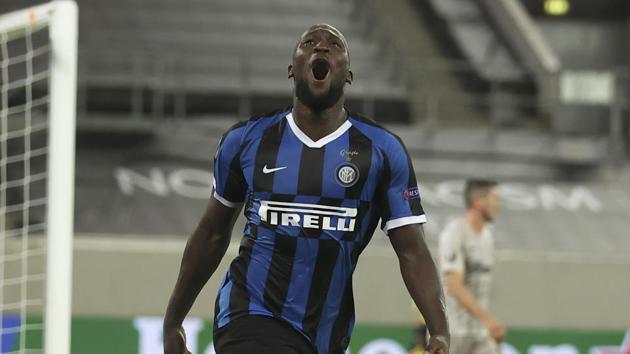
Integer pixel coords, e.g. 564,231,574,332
439,223,465,274
377,136,426,233
213,124,247,208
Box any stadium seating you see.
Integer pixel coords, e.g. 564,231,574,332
429,0,526,83
76,0,408,118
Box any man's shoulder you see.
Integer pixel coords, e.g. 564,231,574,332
347,111,401,147
225,107,291,142
440,218,466,240
246,106,291,124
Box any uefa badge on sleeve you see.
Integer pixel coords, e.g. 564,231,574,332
335,163,359,187
403,186,420,201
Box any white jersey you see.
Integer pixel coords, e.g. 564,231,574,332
438,217,494,337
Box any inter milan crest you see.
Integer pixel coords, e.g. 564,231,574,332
335,163,359,187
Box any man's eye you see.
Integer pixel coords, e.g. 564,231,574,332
332,42,342,48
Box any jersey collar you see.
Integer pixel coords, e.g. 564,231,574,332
285,112,352,149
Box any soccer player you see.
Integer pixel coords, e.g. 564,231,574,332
439,179,505,354
163,24,449,354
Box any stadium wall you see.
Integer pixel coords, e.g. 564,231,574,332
63,235,630,330
4,236,628,354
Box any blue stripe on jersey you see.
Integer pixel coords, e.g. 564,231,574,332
383,138,412,218
281,237,319,327
245,228,275,314
238,132,262,195
216,275,233,328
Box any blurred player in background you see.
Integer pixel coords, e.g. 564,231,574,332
439,179,505,354
163,24,449,354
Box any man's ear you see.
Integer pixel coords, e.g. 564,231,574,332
346,69,353,85
288,64,294,79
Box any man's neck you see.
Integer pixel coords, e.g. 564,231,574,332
464,210,485,234
292,98,347,142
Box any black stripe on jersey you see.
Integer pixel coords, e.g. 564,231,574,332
269,193,296,203
409,198,425,215
253,120,287,193
263,233,298,316
223,152,247,202
376,154,391,222
299,227,319,239
346,110,388,132
228,236,255,317
358,207,382,254
328,279,354,354
302,239,341,340
345,126,372,200
249,223,258,239
297,146,326,196
342,201,370,242
318,196,344,206
243,190,255,218
341,126,372,242
393,134,424,215
299,197,343,238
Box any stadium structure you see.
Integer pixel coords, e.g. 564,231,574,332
1,0,629,353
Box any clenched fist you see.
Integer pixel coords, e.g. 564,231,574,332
424,335,449,354
164,326,191,354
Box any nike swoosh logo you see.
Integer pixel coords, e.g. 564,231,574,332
262,165,287,174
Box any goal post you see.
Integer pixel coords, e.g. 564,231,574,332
45,2,78,354
0,1,77,353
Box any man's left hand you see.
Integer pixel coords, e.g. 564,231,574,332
424,335,449,354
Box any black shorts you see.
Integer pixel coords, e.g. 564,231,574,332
213,315,316,354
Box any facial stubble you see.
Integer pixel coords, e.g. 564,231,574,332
294,77,345,113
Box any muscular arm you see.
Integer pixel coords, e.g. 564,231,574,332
389,224,449,352
163,196,240,352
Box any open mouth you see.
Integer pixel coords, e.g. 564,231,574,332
311,58,330,81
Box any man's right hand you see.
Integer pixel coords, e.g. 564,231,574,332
163,198,238,354
164,326,191,354
483,317,506,342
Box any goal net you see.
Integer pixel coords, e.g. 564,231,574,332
0,2,77,353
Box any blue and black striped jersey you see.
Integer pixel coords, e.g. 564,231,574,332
212,107,426,354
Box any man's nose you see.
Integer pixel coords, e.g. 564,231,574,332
314,43,330,52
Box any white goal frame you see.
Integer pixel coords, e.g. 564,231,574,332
0,1,77,353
